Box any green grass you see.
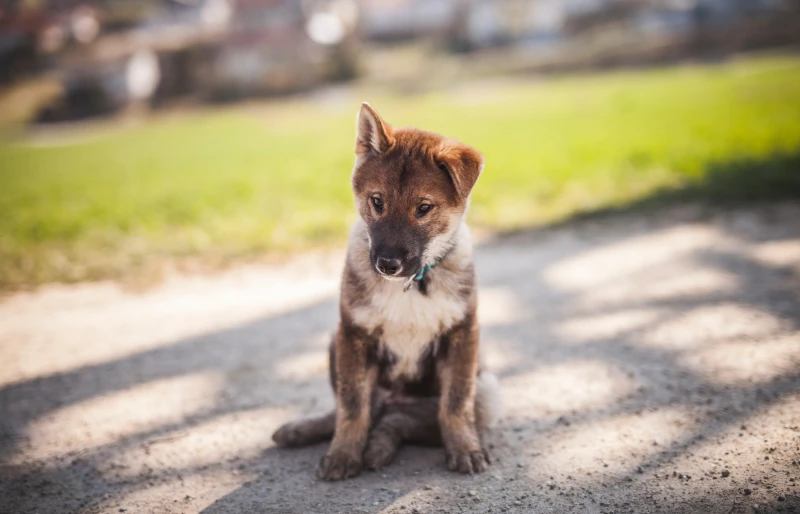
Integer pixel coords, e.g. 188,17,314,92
2,54,800,289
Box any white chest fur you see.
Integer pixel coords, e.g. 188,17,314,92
350,276,468,380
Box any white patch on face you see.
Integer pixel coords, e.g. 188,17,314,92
347,220,474,382
422,211,464,267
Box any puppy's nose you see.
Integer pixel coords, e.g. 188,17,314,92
376,257,402,276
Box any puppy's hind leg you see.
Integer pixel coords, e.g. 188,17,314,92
272,387,388,448
363,397,441,470
361,373,500,469
272,410,336,448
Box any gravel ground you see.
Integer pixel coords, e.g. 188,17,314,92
1,204,799,514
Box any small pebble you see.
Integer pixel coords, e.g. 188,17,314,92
778,495,786,502
744,489,752,495
722,470,730,478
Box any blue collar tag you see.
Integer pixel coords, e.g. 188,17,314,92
403,257,443,292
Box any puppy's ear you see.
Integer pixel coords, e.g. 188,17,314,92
438,142,484,198
356,102,393,155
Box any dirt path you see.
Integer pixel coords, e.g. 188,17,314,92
1,205,799,514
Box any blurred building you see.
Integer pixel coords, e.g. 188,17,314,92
201,0,359,99
0,0,360,118
442,0,798,50
2,0,799,120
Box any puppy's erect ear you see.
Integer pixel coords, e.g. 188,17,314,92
356,102,393,155
438,142,484,199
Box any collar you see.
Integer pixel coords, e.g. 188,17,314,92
403,246,455,293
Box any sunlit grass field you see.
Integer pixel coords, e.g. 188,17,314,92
2,54,800,289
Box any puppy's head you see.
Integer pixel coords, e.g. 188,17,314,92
351,102,483,280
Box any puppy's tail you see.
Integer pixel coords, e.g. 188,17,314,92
475,372,502,434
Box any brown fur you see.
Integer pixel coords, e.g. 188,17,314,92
272,103,499,481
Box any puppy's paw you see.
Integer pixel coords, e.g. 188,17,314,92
363,434,397,470
318,451,362,481
272,421,308,447
446,449,489,474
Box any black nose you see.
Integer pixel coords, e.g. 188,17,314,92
376,257,402,276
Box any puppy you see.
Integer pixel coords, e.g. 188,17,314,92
272,102,500,481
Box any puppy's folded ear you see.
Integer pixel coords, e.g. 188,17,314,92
438,142,484,199
356,102,394,155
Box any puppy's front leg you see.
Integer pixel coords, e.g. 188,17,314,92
318,322,377,481
438,314,488,474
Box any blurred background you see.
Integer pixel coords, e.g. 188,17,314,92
1,0,800,289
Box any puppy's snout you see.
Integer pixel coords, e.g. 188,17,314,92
376,257,403,276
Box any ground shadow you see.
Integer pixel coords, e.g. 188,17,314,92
510,148,800,237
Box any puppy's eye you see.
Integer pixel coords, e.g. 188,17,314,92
371,196,384,213
437,162,449,173
416,203,432,218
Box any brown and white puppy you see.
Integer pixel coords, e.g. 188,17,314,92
272,102,500,481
